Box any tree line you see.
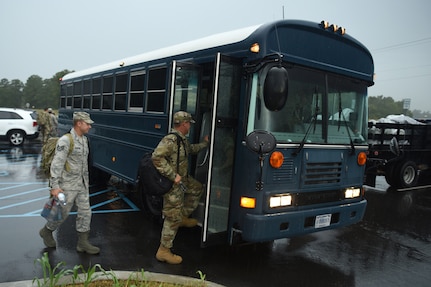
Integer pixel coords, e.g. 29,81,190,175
0,70,71,110
0,71,430,120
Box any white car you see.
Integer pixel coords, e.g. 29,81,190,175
0,107,39,146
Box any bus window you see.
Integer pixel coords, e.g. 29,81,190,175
73,81,82,109
92,77,101,110
66,84,73,108
129,70,145,112
114,73,127,111
60,85,67,108
83,79,91,109
146,68,167,113
102,75,113,110
327,75,367,144
172,64,199,114
248,65,368,145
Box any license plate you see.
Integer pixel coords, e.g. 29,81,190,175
315,214,331,228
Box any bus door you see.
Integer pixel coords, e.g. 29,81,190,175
196,54,242,246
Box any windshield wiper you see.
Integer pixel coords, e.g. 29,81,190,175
337,92,355,154
293,91,320,156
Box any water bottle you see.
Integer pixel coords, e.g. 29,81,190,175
57,193,67,206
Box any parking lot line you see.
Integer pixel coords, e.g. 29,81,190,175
0,182,140,218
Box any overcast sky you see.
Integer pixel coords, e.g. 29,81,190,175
1,0,430,111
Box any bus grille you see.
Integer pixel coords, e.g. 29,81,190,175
304,162,342,185
273,159,294,181
295,189,342,206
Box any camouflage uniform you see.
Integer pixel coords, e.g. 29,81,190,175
48,110,58,137
152,130,208,249
39,110,51,144
46,128,91,233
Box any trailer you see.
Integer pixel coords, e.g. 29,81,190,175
364,116,431,189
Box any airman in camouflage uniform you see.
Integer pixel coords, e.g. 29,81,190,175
38,108,52,144
39,112,100,255
153,111,209,264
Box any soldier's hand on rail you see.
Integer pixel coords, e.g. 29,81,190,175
174,173,182,184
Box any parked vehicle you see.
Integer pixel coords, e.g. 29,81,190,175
58,20,372,246
0,108,39,146
365,115,431,189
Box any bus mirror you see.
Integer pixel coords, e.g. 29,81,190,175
246,130,276,154
263,66,288,111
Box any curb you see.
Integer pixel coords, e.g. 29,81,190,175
0,270,225,287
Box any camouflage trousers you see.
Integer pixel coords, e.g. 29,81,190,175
160,176,203,248
46,188,92,233
41,126,51,144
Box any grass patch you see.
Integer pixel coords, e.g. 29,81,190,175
33,252,208,287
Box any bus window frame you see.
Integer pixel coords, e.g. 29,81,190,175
102,74,114,111
82,78,91,110
73,81,83,109
114,72,128,112
128,69,146,113
91,77,102,110
146,66,168,114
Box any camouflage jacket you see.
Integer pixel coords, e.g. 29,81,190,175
152,129,208,181
49,128,90,191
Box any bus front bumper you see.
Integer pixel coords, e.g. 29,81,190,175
240,199,367,242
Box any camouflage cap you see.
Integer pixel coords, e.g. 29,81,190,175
73,112,94,124
173,111,195,124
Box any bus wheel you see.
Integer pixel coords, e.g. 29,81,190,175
397,161,418,188
89,167,111,186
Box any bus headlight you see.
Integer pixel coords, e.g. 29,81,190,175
344,187,361,199
269,194,292,208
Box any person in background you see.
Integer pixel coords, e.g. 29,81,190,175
152,111,209,264
39,112,100,255
48,108,58,137
38,107,51,144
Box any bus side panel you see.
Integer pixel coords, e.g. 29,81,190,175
58,109,170,184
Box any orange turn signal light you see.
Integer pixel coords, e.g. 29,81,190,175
250,43,260,53
240,197,256,209
270,151,284,168
357,152,367,166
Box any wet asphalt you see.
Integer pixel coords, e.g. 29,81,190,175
1,139,431,286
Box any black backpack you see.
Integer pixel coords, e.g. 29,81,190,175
139,133,182,196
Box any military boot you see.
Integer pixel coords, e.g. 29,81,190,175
156,245,183,264
76,231,100,254
179,217,198,228
39,225,56,248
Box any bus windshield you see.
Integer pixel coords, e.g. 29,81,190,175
247,65,368,145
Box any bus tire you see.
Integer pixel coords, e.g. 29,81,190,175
89,167,111,186
397,161,418,188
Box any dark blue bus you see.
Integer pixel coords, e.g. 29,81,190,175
59,19,373,246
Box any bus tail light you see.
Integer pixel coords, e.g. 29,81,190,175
344,187,361,199
269,194,292,208
270,151,284,168
357,152,367,166
240,197,256,209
